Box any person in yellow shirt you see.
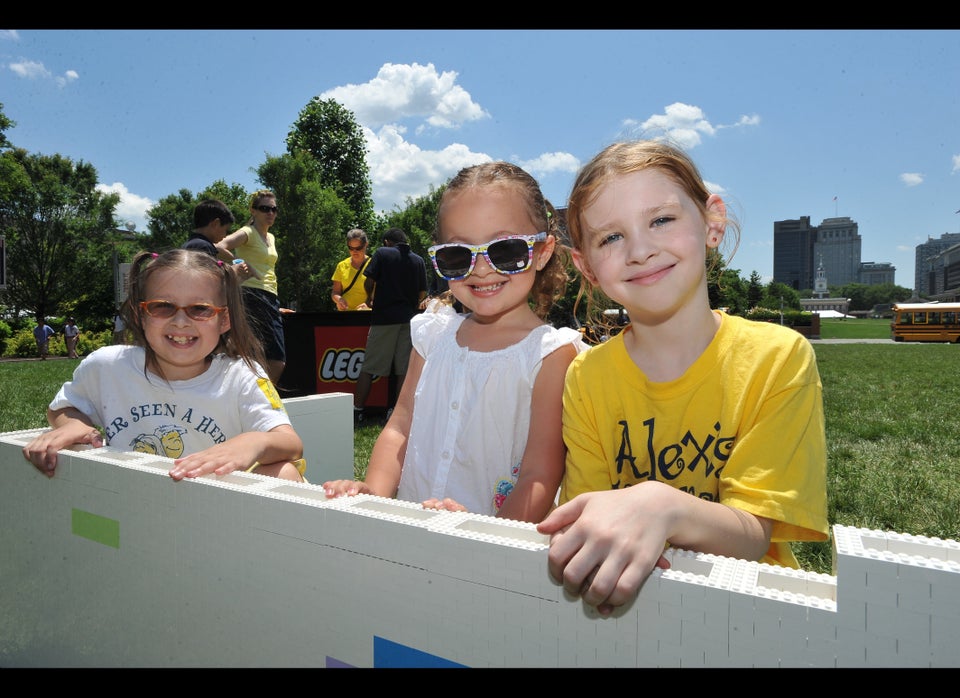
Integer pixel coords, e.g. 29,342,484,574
331,228,371,311
538,140,829,615
217,190,287,385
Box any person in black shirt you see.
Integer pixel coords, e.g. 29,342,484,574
182,199,234,259
354,227,427,424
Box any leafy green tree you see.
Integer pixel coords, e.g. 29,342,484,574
0,101,15,151
380,186,444,255
831,282,869,311
761,280,801,311
706,249,749,315
713,268,748,315
256,152,354,311
201,181,250,225
0,148,118,324
286,98,375,230
746,270,764,309
831,282,913,311
144,180,249,251
145,188,195,252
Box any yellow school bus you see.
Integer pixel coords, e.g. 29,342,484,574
890,302,960,342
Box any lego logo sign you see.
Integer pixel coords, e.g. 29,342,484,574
312,325,387,408
319,348,365,382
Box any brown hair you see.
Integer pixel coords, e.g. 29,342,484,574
435,161,570,320
245,189,276,226
120,249,268,382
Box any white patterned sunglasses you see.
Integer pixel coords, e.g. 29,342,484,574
428,233,547,281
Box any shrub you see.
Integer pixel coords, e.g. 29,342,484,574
745,307,813,326
2,327,113,358
0,319,11,356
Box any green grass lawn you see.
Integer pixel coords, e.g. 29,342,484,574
5,327,958,576
818,316,893,339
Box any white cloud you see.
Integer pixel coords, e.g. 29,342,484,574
319,62,575,215
9,59,78,87
0,30,20,41
622,102,718,149
96,182,154,233
515,152,580,178
56,70,79,88
364,124,491,213
621,103,759,149
704,180,725,195
952,154,960,174
725,113,761,128
899,172,924,187
9,59,50,79
320,62,489,131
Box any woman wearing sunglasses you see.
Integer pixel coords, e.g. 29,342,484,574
217,189,288,385
323,162,585,523
23,249,306,484
331,228,371,311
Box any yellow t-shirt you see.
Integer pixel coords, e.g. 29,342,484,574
234,225,278,297
331,256,370,310
560,311,829,568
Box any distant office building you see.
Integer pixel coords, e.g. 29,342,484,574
928,242,960,301
773,216,817,291
774,215,894,290
943,244,960,291
859,262,896,286
914,232,960,297
814,217,861,287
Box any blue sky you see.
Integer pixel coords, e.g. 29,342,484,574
2,28,958,291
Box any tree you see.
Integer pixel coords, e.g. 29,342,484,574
145,180,249,251
285,98,374,230
712,268,748,315
379,185,444,259
0,101,15,151
145,188,196,252
831,281,913,311
0,148,118,323
746,271,764,309
761,280,801,311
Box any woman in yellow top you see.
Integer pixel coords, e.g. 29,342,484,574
331,228,371,310
218,189,286,385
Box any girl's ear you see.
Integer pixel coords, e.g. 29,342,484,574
705,194,726,249
534,233,557,270
571,248,599,285
220,309,232,335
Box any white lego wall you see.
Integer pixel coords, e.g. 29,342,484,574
281,392,353,484
1,395,958,667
